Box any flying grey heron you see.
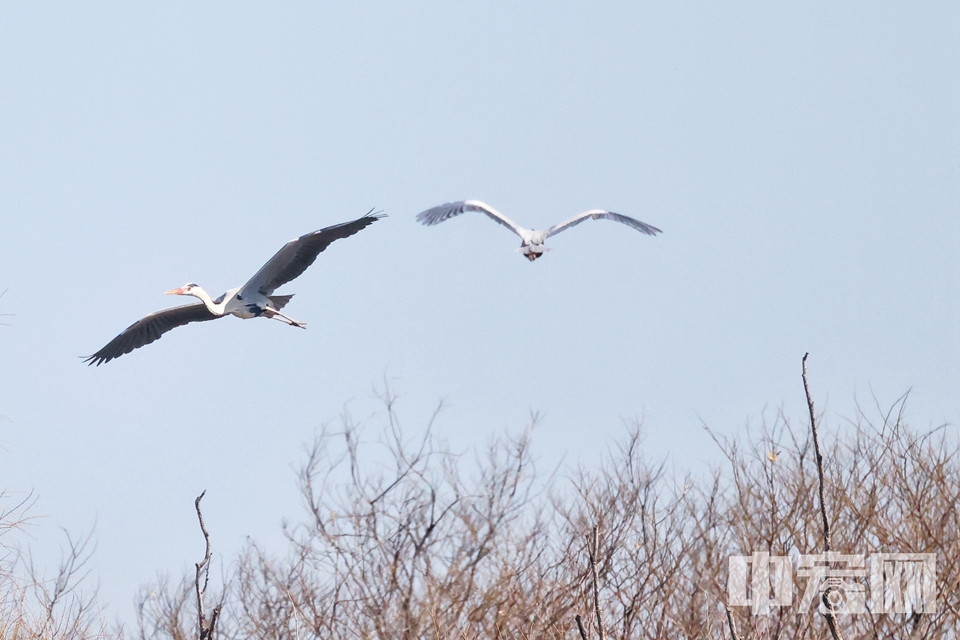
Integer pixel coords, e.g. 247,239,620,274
84,210,384,365
416,200,662,261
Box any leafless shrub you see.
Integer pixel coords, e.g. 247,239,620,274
133,384,959,640
710,392,960,639
0,491,112,640
217,393,557,640
134,574,194,640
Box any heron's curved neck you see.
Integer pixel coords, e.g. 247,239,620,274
189,286,225,315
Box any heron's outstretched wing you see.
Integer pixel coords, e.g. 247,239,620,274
84,303,222,366
242,210,384,297
416,200,525,238
544,210,663,238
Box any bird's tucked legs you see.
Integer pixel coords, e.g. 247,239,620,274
265,306,307,329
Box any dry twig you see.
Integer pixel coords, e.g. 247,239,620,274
724,604,741,640
575,613,589,640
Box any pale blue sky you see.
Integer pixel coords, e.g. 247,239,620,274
1,2,957,619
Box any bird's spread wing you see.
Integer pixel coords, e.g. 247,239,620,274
416,200,525,238
242,210,385,297
544,210,663,238
84,303,222,366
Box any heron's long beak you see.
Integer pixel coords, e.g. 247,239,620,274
165,287,185,295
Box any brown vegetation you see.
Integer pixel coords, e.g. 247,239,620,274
0,492,107,640
3,386,958,639
135,386,960,639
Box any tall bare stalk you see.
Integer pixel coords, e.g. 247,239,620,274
193,491,220,640
802,354,845,640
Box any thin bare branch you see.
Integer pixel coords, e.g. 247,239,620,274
588,525,606,640
802,354,845,640
194,491,220,640
724,604,741,640
575,613,589,640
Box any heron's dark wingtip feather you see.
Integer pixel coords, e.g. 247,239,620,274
83,353,108,366
83,344,117,366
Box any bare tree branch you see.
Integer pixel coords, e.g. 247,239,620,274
588,525,606,640
803,354,832,555
194,491,220,640
575,613,589,640
802,353,845,640
724,604,741,640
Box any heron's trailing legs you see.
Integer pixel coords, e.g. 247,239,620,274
265,306,307,329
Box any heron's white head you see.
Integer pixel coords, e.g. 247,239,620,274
165,282,202,297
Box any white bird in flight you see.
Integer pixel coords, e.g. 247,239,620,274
416,200,662,261
85,210,384,365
